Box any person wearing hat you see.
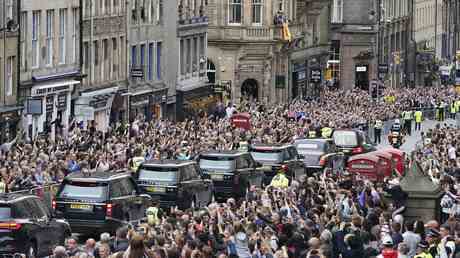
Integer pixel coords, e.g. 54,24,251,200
426,228,441,258
377,235,398,258
270,166,289,189
414,240,433,258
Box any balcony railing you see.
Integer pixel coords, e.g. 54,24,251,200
209,23,305,42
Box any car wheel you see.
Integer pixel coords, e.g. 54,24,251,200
26,241,37,258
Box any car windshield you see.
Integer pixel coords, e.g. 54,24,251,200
138,167,178,182
58,181,108,200
333,131,358,147
0,207,11,220
250,149,283,162
199,156,235,170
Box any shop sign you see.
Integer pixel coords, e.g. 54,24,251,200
131,67,144,78
46,96,54,114
378,64,388,74
76,106,95,121
310,69,322,83
57,94,67,110
297,71,306,81
275,75,286,89
356,66,367,72
130,94,150,107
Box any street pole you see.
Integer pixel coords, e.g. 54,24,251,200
435,0,437,59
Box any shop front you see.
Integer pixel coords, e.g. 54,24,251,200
75,86,119,132
0,106,22,144
291,61,307,99
176,84,216,121
129,88,168,122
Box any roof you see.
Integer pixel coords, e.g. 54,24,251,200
0,193,39,204
348,153,380,163
200,150,243,157
294,138,332,143
65,170,131,182
250,143,292,150
141,160,196,167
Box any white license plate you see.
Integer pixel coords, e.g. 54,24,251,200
210,174,224,181
146,186,166,193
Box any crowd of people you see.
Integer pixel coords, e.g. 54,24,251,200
1,86,460,258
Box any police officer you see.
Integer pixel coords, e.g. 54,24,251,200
374,118,383,144
321,125,333,138
450,102,457,119
414,240,433,258
270,166,289,189
403,110,413,136
414,109,423,131
146,200,163,227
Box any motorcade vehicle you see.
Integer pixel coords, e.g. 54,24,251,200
197,151,264,200
0,193,71,257
346,153,386,181
249,144,304,185
136,160,213,209
53,171,151,235
332,129,376,156
294,138,340,176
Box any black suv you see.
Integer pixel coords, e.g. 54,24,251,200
53,171,151,235
197,151,264,200
0,194,71,257
249,144,304,185
136,160,213,210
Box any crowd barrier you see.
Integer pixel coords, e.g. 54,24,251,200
10,183,60,210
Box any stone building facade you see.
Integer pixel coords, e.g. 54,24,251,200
206,0,330,104
77,0,128,131
0,0,21,143
329,0,378,90
20,0,81,140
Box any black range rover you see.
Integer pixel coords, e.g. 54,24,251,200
0,194,71,257
53,171,151,235
249,144,305,185
136,160,213,210
197,151,264,200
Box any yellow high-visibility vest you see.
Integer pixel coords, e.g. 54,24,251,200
321,127,333,138
270,174,289,189
414,111,423,123
308,131,316,138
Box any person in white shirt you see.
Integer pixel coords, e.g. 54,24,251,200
402,221,421,258
448,144,456,161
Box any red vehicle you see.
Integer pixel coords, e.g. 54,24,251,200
231,113,251,130
347,153,386,181
369,150,394,178
381,148,406,176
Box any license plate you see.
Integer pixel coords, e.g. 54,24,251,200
146,186,165,193
210,174,224,181
70,204,92,210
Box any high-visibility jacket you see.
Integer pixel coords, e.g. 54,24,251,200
270,173,289,189
374,120,383,129
455,100,460,112
0,181,5,193
130,156,145,172
403,111,413,120
308,130,316,138
321,127,333,138
414,111,423,123
146,206,160,226
414,252,433,258
451,103,457,113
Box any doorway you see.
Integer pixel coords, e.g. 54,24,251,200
241,79,259,101
355,64,369,91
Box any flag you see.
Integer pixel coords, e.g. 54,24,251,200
282,22,292,42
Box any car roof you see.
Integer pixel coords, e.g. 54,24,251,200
141,160,196,168
294,138,332,143
65,170,132,182
200,150,244,157
0,193,40,204
250,143,293,150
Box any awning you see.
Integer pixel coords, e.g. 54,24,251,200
32,70,80,82
81,86,119,98
31,80,80,96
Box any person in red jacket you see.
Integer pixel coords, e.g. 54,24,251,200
378,235,398,258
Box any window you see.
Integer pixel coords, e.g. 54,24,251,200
94,40,98,67
6,0,13,20
157,0,163,22
105,0,111,15
102,39,108,80
112,38,117,79
83,42,89,72
229,0,242,24
156,42,162,79
140,44,146,77
59,9,67,64
132,0,137,22
252,0,262,24
141,0,146,22
20,12,27,68
200,35,205,71
6,57,13,96
32,11,40,68
180,39,185,75
148,43,154,80
332,0,343,23
186,39,191,74
84,0,91,18
131,45,137,66
149,0,155,22
46,10,54,66
72,8,79,63
192,37,198,73
113,0,119,15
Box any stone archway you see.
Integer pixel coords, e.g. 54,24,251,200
241,79,259,101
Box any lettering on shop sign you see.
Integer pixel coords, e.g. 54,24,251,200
310,69,322,83
239,64,263,72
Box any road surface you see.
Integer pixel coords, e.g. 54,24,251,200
376,119,456,152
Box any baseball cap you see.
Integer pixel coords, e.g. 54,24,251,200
382,235,393,246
